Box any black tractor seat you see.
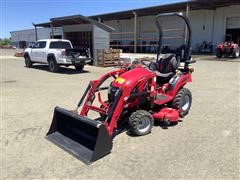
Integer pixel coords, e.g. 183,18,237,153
155,71,174,78
155,53,178,79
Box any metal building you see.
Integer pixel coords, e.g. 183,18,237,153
10,27,63,48
33,15,114,65
10,0,240,53
89,0,240,53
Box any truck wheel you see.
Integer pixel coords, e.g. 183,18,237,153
216,48,222,58
75,65,84,71
48,58,59,72
171,88,192,118
25,55,32,68
232,48,239,59
128,110,153,136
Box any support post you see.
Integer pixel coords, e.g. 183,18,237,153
32,23,38,41
211,10,215,53
117,20,120,49
51,23,54,39
133,11,137,53
185,3,190,44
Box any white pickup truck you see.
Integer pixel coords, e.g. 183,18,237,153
24,39,92,72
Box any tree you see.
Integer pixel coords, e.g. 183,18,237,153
0,38,11,45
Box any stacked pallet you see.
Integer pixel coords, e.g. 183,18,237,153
134,56,155,62
97,49,122,67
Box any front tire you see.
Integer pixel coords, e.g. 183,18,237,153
75,64,84,71
48,58,59,72
128,110,154,136
216,48,222,58
24,55,32,68
232,48,239,59
172,88,192,118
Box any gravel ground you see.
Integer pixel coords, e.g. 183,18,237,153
1,50,239,179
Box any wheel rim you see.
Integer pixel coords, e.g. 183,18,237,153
49,61,54,71
137,117,151,133
236,49,239,57
25,58,29,66
182,95,190,111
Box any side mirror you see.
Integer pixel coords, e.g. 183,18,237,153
29,45,32,48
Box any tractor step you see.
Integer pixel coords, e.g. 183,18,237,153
154,94,172,105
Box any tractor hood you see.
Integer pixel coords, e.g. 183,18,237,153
111,67,153,89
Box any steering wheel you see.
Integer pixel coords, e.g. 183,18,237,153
141,60,152,66
141,60,158,71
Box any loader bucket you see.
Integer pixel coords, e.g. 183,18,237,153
46,107,112,164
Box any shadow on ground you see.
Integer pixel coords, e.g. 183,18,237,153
194,55,240,62
29,65,90,74
111,119,181,138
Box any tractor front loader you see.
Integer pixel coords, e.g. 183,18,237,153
46,12,196,164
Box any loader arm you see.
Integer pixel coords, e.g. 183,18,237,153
80,68,126,119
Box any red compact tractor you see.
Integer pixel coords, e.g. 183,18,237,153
46,13,196,164
216,35,240,58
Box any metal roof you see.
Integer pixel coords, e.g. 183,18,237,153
34,14,115,32
89,0,240,21
33,0,239,29
32,22,52,28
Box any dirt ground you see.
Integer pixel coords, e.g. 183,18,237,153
1,50,239,179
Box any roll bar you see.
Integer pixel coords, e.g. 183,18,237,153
155,12,192,62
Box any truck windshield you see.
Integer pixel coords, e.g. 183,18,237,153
49,41,72,49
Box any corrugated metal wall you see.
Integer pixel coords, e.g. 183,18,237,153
103,5,240,53
63,23,110,65
93,25,110,65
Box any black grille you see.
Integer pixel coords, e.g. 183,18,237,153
108,84,118,102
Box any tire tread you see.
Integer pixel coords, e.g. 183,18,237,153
172,88,192,118
128,110,153,136
48,57,59,72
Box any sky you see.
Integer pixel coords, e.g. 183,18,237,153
0,0,183,38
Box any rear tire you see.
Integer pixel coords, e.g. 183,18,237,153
232,48,239,59
48,58,59,72
172,88,192,118
128,110,153,136
24,55,32,68
75,64,84,71
216,48,222,58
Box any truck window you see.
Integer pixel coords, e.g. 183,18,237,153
32,41,46,48
49,41,72,49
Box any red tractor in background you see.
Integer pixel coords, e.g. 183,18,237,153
216,34,240,59
46,13,196,164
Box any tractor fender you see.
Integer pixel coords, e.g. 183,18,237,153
167,73,192,96
217,44,224,50
232,44,239,49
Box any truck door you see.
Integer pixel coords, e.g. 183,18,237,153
30,41,47,62
37,41,47,63
30,41,41,62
